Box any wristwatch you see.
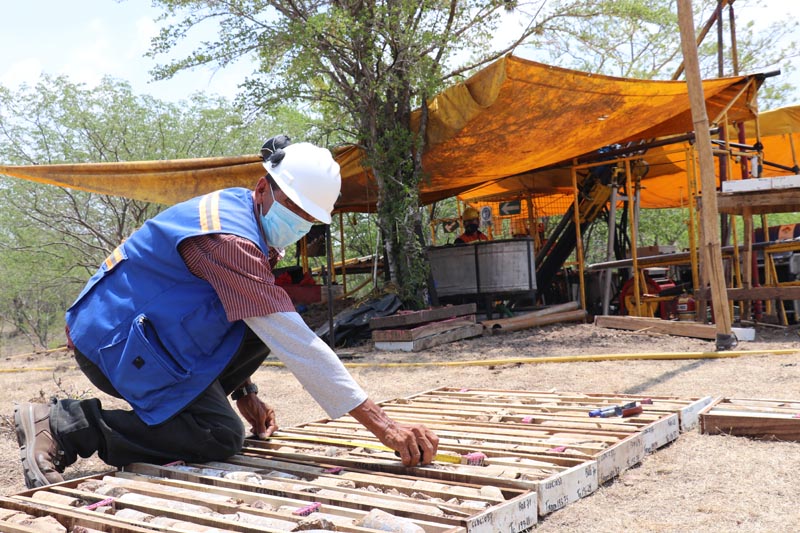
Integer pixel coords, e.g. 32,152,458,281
231,383,259,401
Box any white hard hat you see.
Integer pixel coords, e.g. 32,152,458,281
263,142,341,224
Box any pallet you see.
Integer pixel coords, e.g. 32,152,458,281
699,397,800,441
245,388,705,516
371,304,482,352
3,460,535,533
373,322,484,352
1,388,710,532
369,304,477,330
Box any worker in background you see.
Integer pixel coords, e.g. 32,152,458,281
511,218,530,239
454,206,488,244
13,137,439,489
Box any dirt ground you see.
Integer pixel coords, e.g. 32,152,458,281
2,320,800,532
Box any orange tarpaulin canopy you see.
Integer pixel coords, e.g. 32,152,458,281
458,104,800,216
0,156,265,206
0,55,770,213
341,55,762,212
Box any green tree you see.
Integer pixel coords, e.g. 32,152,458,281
148,0,545,308
0,76,286,349
146,0,797,308
522,0,798,108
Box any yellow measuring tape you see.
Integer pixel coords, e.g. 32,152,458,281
262,433,467,464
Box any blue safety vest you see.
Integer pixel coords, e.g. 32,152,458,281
66,188,267,425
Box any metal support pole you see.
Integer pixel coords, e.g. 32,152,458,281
602,184,619,315
571,164,587,311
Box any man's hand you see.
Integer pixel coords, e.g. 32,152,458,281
379,421,439,467
349,398,439,467
236,394,278,439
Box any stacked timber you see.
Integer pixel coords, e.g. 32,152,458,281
370,303,482,351
482,302,586,334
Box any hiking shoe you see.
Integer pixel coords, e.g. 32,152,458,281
14,402,66,488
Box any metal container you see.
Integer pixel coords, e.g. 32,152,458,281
427,238,537,297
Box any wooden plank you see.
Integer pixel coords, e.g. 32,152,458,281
717,397,800,411
369,304,477,330
211,458,510,503
594,315,717,340
701,411,800,440
246,434,582,480
374,323,483,352
481,302,579,329
537,462,598,516
105,470,456,531
482,309,586,334
700,397,800,441
215,455,520,503
464,492,536,533
238,444,540,492
717,188,800,214
595,433,646,484
280,425,601,462
677,396,715,432
372,317,476,342
123,467,464,525
697,285,800,301
43,474,444,533
720,175,800,193
0,495,158,533
641,413,680,454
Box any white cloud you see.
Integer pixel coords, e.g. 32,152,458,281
132,17,159,59
3,59,43,88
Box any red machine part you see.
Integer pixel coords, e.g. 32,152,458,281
618,273,676,318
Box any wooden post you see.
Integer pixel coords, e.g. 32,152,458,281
671,0,732,80
742,208,753,320
339,212,346,292
571,164,587,311
677,0,735,350
626,161,641,316
300,236,309,272
685,148,700,294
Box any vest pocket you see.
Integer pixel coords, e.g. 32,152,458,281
109,314,190,402
180,299,230,356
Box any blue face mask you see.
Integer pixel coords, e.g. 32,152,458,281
259,187,314,248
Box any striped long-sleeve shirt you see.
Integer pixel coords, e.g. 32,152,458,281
179,233,366,418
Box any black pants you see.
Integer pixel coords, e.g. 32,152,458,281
50,328,269,468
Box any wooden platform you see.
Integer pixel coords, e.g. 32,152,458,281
717,176,800,215
1,388,713,532
700,397,800,441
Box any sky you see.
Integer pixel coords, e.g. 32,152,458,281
0,1,253,102
1,1,798,105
